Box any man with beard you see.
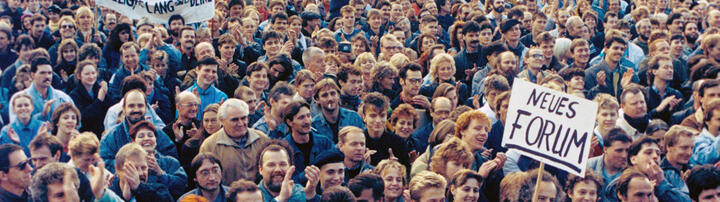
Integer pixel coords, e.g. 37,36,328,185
684,22,700,54
166,15,185,45
8,56,74,122
110,143,173,201
499,19,527,70
100,89,178,173
616,85,651,139
282,101,334,184
662,125,697,194
301,11,322,38
338,126,374,181
312,78,365,143
632,19,651,55
391,63,430,110
257,140,321,201
361,92,410,167
0,144,32,201
200,99,270,184
454,21,484,85
104,75,167,132
485,0,506,28
337,65,363,111
587,128,632,192
179,153,230,202
584,35,639,98
183,57,228,120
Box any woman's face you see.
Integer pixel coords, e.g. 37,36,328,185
445,90,458,109
584,17,596,31
145,79,154,95
444,160,467,179
13,97,33,121
23,17,32,30
290,19,302,34
597,108,619,129
452,178,480,202
77,13,92,29
203,111,221,134
72,151,96,171
61,47,76,62
58,111,78,132
422,37,436,53
380,75,395,89
461,119,490,151
134,128,157,152
393,117,414,139
249,69,269,91
436,62,454,81
119,30,130,42
352,40,366,56
152,61,168,76
325,59,339,74
382,167,404,199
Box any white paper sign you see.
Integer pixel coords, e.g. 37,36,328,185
501,79,598,176
98,0,214,24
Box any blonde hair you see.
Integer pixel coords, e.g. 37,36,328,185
114,143,148,172
409,171,447,201
354,52,376,67
429,53,456,82
374,159,407,185
68,132,99,156
429,137,473,179
593,93,620,111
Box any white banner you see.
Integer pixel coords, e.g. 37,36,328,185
501,79,598,176
98,0,214,24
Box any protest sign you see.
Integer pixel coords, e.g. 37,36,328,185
501,79,598,176
97,0,214,24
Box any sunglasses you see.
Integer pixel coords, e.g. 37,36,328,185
3,159,31,170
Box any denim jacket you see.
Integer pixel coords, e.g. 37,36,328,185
660,158,690,194
285,132,336,184
100,120,178,173
690,128,720,166
311,108,365,142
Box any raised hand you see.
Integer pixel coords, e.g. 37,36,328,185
412,95,431,109
41,99,57,118
621,69,634,88
187,122,201,140
473,94,481,109
304,165,320,199
172,121,184,142
8,128,19,144
88,154,106,199
147,155,164,176
388,148,398,161
123,161,141,190
477,160,498,178
38,122,49,136
277,166,295,202
364,148,377,164
63,167,81,202
98,81,108,101
596,71,606,87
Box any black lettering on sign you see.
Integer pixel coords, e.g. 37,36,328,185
524,88,580,119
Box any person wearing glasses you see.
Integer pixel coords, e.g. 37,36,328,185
518,47,551,84
180,152,229,202
163,91,202,156
0,143,32,201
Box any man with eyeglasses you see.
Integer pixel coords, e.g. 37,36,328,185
48,17,81,65
179,153,230,201
517,48,549,83
0,143,32,201
163,91,203,171
379,35,403,61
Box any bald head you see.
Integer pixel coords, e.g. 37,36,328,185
195,42,215,59
176,91,200,120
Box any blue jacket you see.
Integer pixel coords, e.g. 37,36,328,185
100,120,178,173
661,158,690,194
149,153,188,199
602,172,690,202
259,179,318,202
184,82,228,120
0,118,43,155
411,124,433,154
690,128,720,166
253,116,289,139
285,132,336,184
139,44,182,77
312,108,365,142
108,64,148,103
8,83,75,123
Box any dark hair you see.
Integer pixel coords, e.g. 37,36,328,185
700,79,720,98
282,100,310,125
271,12,289,24
78,43,102,61
0,144,24,172
616,167,647,199
50,103,81,135
28,134,64,158
301,11,321,27
646,55,673,83
348,173,385,200
666,12,684,26
30,56,51,73
559,68,585,81
263,31,283,44
337,64,362,83
227,179,259,201
246,62,269,77
620,85,645,104
399,63,422,80
321,186,357,202
228,0,245,9
107,23,133,51
687,165,720,201
258,139,294,167
361,92,389,115
627,136,659,166
267,54,294,82
190,152,223,179
603,128,632,147
14,34,35,50
462,21,481,34
312,149,344,168
128,120,156,141
604,35,628,49
646,119,669,135
121,74,148,95
268,81,295,103
168,14,185,26
196,56,219,67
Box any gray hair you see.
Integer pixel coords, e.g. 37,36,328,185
553,37,572,60
218,98,249,120
30,162,79,202
302,47,325,64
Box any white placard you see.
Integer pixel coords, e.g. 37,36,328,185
501,79,598,176
98,0,214,24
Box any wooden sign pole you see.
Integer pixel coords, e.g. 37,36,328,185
531,162,545,202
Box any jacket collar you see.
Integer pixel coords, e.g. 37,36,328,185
216,128,260,148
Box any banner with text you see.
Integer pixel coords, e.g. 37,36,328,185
98,0,214,24
501,79,598,176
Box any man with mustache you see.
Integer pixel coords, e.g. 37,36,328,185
8,56,74,123
683,23,699,54
312,78,365,143
632,19,652,56
0,144,32,201
584,34,638,98
179,153,230,202
661,126,697,194
110,143,173,201
258,140,321,201
455,21,484,86
338,126,374,181
282,100,334,184
100,89,178,173
485,0,506,28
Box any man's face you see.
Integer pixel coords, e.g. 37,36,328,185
341,74,363,96
342,14,355,29
652,41,670,56
526,49,545,70
221,106,249,138
557,11,570,27
0,32,10,51
605,16,619,30
621,92,647,119
535,181,557,202
47,182,73,202
391,4,403,20
297,80,315,100
417,187,445,202
177,95,200,120
619,177,654,202
220,43,236,59
401,70,422,96
121,47,139,70
32,20,46,37
670,39,685,55
685,23,699,42
288,107,312,136
606,42,626,64
630,143,661,167
1,150,32,191
503,25,521,41
637,22,651,40
498,53,517,74
338,131,366,162
180,30,196,52
195,43,215,59
137,25,153,36
670,18,685,33
169,19,184,34
573,44,590,64
195,159,221,192
381,40,403,59
264,38,282,57
666,135,693,166
569,180,598,202
272,19,288,33
59,22,75,39
270,94,293,119
319,162,345,190
260,150,290,192
32,64,53,89
568,76,586,90
702,86,720,108
710,109,720,132
532,17,547,33
479,29,493,46
248,69,269,91
421,22,439,36
652,59,673,81
604,141,630,170
464,31,480,51
30,145,57,169
431,99,451,126
197,64,219,86
697,186,720,202
317,87,340,113
363,107,387,134
125,155,149,184
124,91,147,124
368,15,382,29
357,188,379,202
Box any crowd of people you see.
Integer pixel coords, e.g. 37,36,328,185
2,0,720,201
